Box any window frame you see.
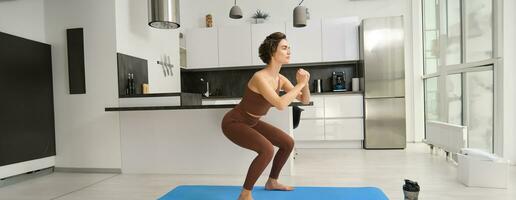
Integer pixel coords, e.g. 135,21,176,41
421,0,499,153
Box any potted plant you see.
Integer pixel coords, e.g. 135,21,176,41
251,9,269,24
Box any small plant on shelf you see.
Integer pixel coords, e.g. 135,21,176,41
251,9,269,23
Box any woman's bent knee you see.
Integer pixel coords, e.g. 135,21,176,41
257,145,275,160
282,136,295,151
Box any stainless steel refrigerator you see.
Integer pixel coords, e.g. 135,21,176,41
360,16,406,149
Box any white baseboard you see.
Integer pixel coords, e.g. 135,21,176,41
0,156,55,179
295,140,363,149
54,167,121,174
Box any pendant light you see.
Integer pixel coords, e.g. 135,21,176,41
148,0,180,29
229,0,243,19
293,0,307,27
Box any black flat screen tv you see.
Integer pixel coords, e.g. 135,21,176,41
0,31,56,167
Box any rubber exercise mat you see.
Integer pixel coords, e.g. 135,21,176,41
159,185,389,200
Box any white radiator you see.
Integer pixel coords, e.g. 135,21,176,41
424,121,467,154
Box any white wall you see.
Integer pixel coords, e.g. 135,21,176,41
502,0,516,164
45,0,121,169
115,0,181,93
180,0,418,141
0,0,46,43
410,0,425,143
180,0,405,29
0,0,53,179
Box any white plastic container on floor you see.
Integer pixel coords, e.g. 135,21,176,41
457,152,509,188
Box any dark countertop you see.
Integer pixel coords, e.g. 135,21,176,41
105,102,313,112
119,93,182,98
202,91,364,100
118,91,363,99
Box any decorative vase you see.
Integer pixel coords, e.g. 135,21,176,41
205,14,213,27
254,18,265,24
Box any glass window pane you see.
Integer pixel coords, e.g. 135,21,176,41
447,74,462,125
465,0,493,62
466,70,493,152
425,78,439,121
425,56,438,74
423,0,439,74
445,0,462,65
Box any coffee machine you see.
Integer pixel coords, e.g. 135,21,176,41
332,72,347,92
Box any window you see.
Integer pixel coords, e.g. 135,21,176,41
423,0,439,74
465,0,493,62
445,0,462,65
422,0,496,153
425,78,439,121
447,73,462,125
465,69,493,152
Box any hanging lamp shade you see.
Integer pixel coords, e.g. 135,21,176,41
293,5,307,27
293,0,307,27
148,0,180,29
229,0,243,19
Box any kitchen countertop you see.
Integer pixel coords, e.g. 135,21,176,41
202,91,364,100
118,91,363,99
105,102,312,112
119,92,183,98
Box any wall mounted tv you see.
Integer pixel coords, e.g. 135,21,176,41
0,31,56,167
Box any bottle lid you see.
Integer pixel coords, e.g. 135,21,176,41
403,179,420,192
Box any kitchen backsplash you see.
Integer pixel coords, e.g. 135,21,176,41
117,53,149,97
181,63,358,98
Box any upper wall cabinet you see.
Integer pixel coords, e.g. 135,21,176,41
186,28,218,68
218,25,252,67
286,20,322,64
185,17,360,69
322,17,360,62
251,23,286,65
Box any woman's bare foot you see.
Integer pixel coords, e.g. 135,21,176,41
237,188,253,200
265,178,294,191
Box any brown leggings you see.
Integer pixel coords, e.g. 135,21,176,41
221,106,294,191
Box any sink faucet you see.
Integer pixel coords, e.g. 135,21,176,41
200,78,210,97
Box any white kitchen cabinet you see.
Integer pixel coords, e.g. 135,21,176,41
322,17,360,62
218,25,252,67
324,94,363,118
251,23,286,65
294,119,325,141
185,27,219,68
286,20,322,64
202,98,241,105
186,16,359,68
300,106,325,119
295,94,365,144
299,96,324,119
324,118,364,140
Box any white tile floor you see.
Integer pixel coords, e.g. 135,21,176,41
0,143,514,200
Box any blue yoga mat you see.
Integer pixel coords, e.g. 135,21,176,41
159,185,389,200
